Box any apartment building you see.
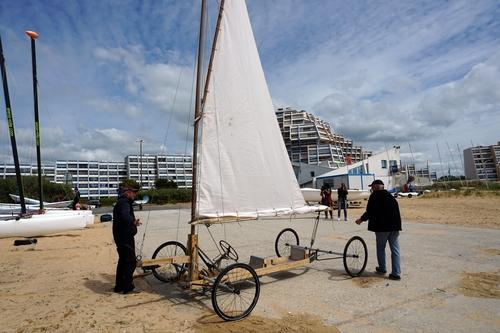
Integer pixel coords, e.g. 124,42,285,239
275,107,370,168
464,142,500,180
400,164,437,181
0,154,192,198
125,154,192,190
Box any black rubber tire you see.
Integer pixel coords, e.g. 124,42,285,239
151,241,188,282
343,236,368,277
274,228,299,257
407,194,413,198
211,263,260,321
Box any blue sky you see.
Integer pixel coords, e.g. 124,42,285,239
0,0,499,176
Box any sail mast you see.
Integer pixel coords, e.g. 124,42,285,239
0,35,27,214
192,0,226,224
201,0,226,105
191,0,206,227
188,0,208,282
188,0,226,281
26,31,43,210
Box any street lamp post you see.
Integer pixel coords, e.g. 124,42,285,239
136,139,144,187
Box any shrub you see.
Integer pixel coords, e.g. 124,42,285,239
0,176,73,202
155,178,178,189
142,188,191,204
100,197,118,207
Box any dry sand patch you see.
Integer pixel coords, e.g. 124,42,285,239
459,271,500,298
398,196,500,229
478,248,500,256
350,275,384,288
192,313,340,333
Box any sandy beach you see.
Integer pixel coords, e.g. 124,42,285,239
1,195,499,332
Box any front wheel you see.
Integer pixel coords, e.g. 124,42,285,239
275,228,299,257
151,241,188,282
343,236,367,277
211,263,260,321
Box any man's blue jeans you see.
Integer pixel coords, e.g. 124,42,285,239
375,231,401,277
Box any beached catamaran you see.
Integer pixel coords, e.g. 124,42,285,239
139,0,367,321
0,32,92,238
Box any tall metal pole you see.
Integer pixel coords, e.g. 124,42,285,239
136,139,143,187
26,31,43,209
436,142,447,189
0,35,27,214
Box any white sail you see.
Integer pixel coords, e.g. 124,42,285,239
196,0,319,221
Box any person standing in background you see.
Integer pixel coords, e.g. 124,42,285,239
72,187,80,210
321,183,333,219
337,183,348,221
112,185,142,293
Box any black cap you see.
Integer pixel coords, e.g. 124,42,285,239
369,179,384,187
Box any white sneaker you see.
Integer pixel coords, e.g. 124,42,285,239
337,218,340,221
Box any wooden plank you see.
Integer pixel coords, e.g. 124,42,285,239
211,258,312,280
255,258,311,276
270,256,289,265
188,233,199,281
191,216,255,225
140,255,190,267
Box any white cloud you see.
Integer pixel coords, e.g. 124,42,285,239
87,98,142,117
1,0,499,178
417,53,500,127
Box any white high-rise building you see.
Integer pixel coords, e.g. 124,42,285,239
0,154,192,198
464,142,500,180
275,107,371,168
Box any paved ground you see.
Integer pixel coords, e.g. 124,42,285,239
129,208,500,332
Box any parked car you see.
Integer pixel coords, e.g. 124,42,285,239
397,191,422,198
87,199,101,208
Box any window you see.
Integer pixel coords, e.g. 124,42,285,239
310,171,315,177
381,160,387,169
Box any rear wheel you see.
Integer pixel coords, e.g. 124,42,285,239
343,236,367,277
275,228,299,257
212,263,260,321
151,241,187,282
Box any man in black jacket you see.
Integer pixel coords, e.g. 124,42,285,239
356,179,402,280
113,186,141,293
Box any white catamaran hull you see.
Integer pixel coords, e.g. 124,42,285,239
44,210,95,226
9,194,72,208
0,205,94,226
0,212,88,238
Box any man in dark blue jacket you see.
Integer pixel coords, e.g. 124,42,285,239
356,179,402,280
113,186,141,293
